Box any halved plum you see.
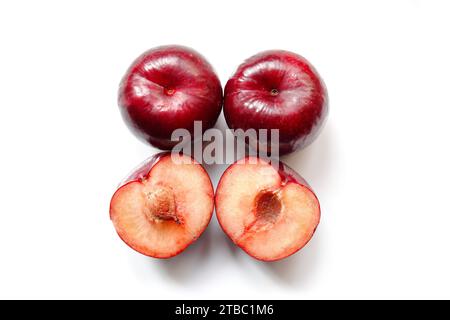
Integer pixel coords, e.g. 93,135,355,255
215,157,320,261
110,153,214,258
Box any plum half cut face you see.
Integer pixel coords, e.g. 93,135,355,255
215,157,320,261
110,153,214,258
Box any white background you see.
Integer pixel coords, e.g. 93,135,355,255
1,0,449,299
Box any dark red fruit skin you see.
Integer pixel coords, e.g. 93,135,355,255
276,160,311,189
215,156,321,262
224,50,328,155
118,45,223,149
118,152,169,188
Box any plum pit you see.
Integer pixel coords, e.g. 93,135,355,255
144,186,179,223
254,190,281,223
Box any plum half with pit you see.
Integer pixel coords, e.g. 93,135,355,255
110,153,214,258
215,156,320,261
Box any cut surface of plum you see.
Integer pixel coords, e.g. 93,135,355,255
215,157,320,261
110,153,214,258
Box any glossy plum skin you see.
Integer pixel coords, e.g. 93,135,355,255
224,50,328,155
119,45,223,149
118,152,168,187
